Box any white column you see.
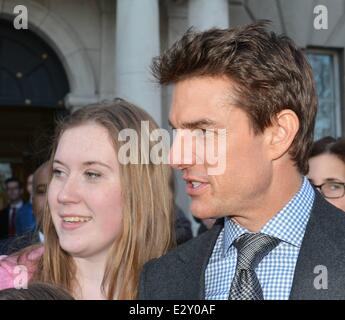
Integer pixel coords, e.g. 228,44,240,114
115,0,161,125
188,0,229,30
99,0,116,101
186,0,230,235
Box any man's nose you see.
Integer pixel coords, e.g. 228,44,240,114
169,132,194,170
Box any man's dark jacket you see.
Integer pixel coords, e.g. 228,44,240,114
139,192,345,300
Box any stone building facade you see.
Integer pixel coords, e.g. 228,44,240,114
0,0,344,230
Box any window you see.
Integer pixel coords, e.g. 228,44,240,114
306,50,341,139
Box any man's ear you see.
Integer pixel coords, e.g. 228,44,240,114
264,109,300,161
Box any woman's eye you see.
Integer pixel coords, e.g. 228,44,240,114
52,169,65,177
85,171,101,179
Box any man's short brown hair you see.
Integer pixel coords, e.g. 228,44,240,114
152,21,317,174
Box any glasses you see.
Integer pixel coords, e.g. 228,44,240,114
312,181,345,199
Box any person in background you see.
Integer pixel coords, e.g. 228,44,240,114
194,217,216,235
27,174,33,197
308,136,345,212
32,161,50,242
175,206,193,245
0,99,174,299
0,178,24,240
0,162,49,255
16,173,36,236
170,175,193,245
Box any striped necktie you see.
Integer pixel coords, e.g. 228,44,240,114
228,232,281,300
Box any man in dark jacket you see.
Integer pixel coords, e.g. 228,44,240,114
139,21,345,300
0,177,24,240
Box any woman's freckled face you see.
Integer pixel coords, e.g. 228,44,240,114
48,123,123,258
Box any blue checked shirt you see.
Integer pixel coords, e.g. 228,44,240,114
205,176,315,300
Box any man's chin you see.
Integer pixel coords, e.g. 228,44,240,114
190,203,227,221
190,204,217,220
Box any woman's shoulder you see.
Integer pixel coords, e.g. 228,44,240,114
0,246,44,290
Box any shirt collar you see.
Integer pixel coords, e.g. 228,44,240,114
10,200,23,210
223,176,315,256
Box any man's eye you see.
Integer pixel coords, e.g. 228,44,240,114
192,128,207,136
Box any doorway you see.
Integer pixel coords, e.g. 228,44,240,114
0,18,70,208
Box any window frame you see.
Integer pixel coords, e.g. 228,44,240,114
306,48,342,138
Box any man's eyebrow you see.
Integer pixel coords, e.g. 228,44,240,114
169,118,217,130
53,159,112,170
